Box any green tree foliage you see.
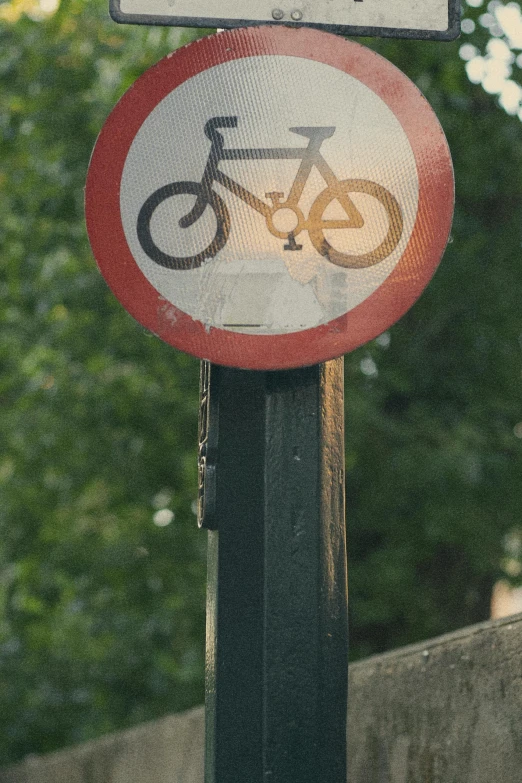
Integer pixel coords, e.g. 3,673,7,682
0,0,208,763
1,0,522,766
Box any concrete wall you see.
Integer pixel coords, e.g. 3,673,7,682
0,708,205,783
348,611,522,783
2,612,522,783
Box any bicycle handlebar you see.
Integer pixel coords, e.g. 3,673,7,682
204,116,239,145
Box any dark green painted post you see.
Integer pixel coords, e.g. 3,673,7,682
198,360,347,783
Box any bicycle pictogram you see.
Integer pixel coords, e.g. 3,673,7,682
137,116,404,271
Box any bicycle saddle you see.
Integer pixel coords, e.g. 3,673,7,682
289,126,336,140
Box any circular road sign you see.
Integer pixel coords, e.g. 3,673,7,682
85,26,454,370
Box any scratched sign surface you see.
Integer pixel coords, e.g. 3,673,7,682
85,27,454,370
110,0,460,40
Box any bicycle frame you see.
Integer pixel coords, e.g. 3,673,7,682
181,116,345,229
137,115,403,271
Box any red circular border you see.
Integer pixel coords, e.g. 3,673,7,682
85,26,454,370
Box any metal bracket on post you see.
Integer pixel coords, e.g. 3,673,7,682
197,361,219,531
200,360,348,783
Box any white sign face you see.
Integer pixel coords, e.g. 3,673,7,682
120,56,418,335
110,0,460,41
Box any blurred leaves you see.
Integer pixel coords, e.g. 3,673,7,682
0,0,205,764
348,2,522,656
1,0,522,766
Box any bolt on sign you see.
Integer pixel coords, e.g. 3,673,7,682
85,27,454,370
109,0,460,40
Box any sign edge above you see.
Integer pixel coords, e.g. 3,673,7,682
109,0,460,42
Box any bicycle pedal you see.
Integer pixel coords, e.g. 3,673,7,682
284,241,303,251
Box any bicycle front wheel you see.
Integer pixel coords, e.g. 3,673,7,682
137,181,230,271
308,179,403,269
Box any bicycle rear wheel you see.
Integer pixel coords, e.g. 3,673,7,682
308,179,403,269
137,181,230,270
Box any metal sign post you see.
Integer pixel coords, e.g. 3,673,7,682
198,360,347,782
87,13,457,783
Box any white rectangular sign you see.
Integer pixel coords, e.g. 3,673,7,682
110,0,460,41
